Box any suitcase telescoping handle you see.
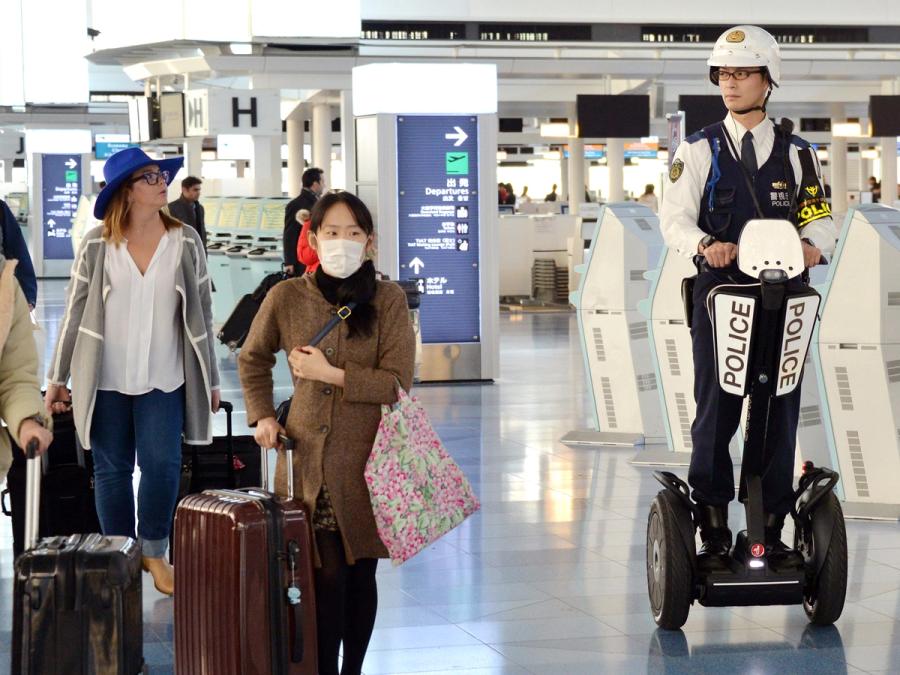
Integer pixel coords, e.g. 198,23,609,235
260,434,296,499
24,439,42,551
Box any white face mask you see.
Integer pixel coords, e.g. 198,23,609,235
317,238,366,279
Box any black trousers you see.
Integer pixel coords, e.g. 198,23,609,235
688,273,801,516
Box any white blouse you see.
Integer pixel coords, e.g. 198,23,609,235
99,228,185,395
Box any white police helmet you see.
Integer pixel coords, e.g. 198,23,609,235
707,25,781,88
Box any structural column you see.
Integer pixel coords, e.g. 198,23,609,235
286,103,306,196
567,124,584,214
340,90,355,193
881,137,898,206
2,160,13,183
183,137,202,178
607,138,625,202
312,103,332,188
251,135,282,196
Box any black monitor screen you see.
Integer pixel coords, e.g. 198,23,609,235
869,96,900,137
678,95,728,136
576,95,649,139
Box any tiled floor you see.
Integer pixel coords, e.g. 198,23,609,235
2,281,899,673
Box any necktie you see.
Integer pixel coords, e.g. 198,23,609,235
741,131,757,176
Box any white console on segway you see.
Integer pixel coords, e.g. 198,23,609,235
708,220,820,399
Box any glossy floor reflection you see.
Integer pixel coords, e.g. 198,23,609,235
1,282,899,673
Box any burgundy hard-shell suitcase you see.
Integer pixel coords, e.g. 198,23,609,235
173,438,317,674
11,441,144,674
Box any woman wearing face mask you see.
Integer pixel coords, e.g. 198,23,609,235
238,191,415,675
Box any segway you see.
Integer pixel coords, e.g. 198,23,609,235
646,219,848,630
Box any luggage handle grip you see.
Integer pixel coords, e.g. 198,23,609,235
260,434,295,499
24,439,41,551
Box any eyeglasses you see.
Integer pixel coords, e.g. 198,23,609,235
130,170,170,186
712,68,765,83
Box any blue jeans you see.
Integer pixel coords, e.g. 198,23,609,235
90,387,184,557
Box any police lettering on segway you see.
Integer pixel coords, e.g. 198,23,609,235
648,24,847,630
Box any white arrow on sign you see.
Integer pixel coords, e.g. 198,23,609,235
444,126,468,147
409,257,425,275
47,219,56,226
65,159,77,169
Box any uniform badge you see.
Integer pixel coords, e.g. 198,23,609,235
772,180,788,190
726,30,746,43
805,185,819,197
669,159,684,183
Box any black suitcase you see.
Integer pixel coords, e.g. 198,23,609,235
12,441,144,674
2,404,102,558
218,271,286,350
170,400,261,560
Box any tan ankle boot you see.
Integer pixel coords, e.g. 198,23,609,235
142,556,175,596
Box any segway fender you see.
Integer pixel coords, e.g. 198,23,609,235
807,496,838,578
654,472,699,578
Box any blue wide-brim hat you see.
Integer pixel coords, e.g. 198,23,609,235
94,147,184,219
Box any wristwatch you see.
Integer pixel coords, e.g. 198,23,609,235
801,237,815,247
22,414,47,428
698,234,718,252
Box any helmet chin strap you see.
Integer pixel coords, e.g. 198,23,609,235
732,87,773,116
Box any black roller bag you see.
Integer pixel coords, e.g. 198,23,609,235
12,441,144,674
218,270,287,350
2,403,102,558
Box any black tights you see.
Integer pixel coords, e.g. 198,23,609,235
314,530,379,675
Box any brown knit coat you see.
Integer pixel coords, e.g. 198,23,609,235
238,274,415,564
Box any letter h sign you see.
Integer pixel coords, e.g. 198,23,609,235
232,96,258,128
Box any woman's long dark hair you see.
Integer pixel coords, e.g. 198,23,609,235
310,192,377,338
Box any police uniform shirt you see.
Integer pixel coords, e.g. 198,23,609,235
660,114,837,259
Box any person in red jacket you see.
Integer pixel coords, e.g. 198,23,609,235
295,208,320,274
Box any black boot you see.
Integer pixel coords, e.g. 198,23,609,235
764,513,799,566
697,505,732,569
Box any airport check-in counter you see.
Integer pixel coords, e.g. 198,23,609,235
229,198,267,299
567,203,666,446
498,214,581,299
246,198,288,282
817,204,900,519
209,197,245,322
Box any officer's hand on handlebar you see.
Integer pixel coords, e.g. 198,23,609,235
700,242,738,268
800,240,823,268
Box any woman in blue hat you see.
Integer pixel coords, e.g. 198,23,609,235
45,147,220,596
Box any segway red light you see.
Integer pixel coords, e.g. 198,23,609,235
751,543,765,558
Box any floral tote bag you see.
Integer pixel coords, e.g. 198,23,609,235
364,387,480,565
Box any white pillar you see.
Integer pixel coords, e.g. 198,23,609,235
286,103,305,197
567,130,584,215
607,138,625,202
830,136,848,217
881,137,898,206
183,137,202,178
340,90,355,193
251,135,282,196
312,103,332,189
2,160,13,183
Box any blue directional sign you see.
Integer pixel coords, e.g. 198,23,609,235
41,154,81,260
397,115,480,344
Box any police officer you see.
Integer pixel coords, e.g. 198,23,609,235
660,25,838,566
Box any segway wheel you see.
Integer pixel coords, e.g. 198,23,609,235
800,492,848,625
647,491,694,630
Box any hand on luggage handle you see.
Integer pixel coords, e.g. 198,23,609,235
260,434,296,499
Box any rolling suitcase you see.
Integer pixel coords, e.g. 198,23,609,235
169,400,261,561
217,270,287,350
173,438,317,674
2,403,102,558
12,440,144,675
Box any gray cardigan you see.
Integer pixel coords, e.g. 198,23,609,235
48,224,220,448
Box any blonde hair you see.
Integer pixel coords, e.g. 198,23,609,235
102,181,181,245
